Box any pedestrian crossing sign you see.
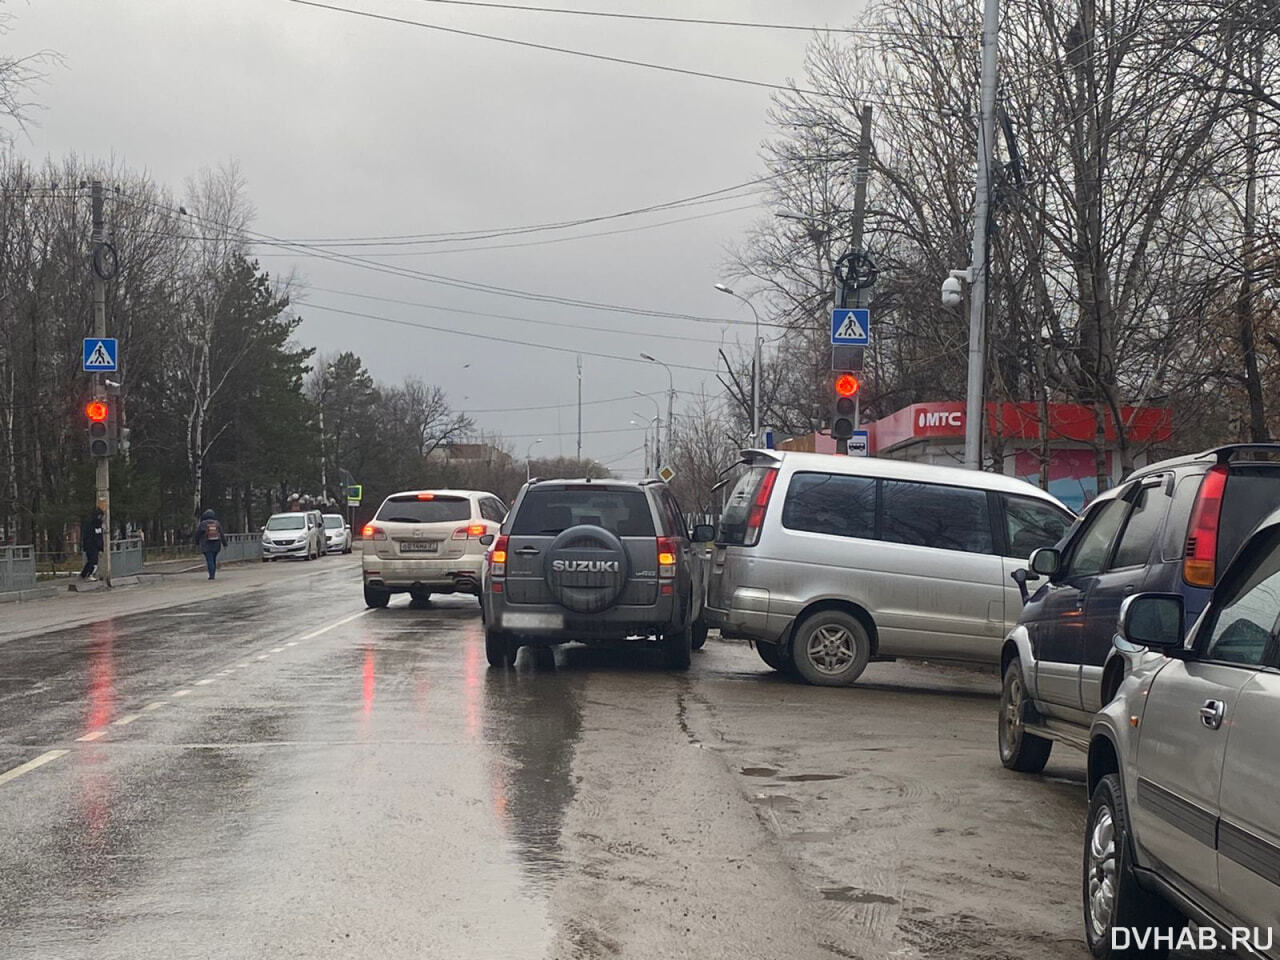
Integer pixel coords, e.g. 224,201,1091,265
830,309,870,346
82,338,119,372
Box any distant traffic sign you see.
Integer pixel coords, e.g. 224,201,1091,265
83,338,118,372
831,309,870,346
346,483,363,505
848,430,870,457
656,465,676,484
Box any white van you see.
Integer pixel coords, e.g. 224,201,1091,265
704,450,1074,685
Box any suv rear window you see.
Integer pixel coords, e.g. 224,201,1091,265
1219,466,1280,571
719,465,774,545
375,496,471,523
510,487,655,537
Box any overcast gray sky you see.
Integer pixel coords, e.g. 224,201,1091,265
11,0,858,477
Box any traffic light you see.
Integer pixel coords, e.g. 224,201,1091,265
86,398,116,457
831,373,860,441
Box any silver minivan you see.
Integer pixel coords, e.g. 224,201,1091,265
705,450,1074,685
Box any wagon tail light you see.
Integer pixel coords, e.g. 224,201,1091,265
452,523,488,540
1184,464,1228,587
489,535,509,581
657,537,677,579
744,469,779,547
362,524,387,541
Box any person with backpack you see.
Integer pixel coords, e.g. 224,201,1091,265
195,509,223,580
80,506,105,580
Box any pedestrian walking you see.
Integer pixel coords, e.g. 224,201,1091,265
79,507,105,581
195,509,223,580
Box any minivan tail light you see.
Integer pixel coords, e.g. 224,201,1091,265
744,469,779,546
489,535,509,578
362,524,387,541
657,536,677,578
1184,465,1228,587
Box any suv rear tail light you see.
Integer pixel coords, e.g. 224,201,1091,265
744,469,779,547
362,524,387,541
489,535,509,579
1184,465,1228,587
452,524,489,540
657,537,677,578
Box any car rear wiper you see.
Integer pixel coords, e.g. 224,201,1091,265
384,517,422,523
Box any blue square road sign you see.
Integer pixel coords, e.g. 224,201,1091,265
831,309,870,346
83,338,119,373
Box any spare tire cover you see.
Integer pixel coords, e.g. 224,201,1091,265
544,525,629,614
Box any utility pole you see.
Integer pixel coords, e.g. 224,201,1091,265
576,355,583,461
964,0,1000,470
836,105,874,456
91,181,112,586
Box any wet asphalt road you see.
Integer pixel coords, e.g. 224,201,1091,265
2,556,1192,959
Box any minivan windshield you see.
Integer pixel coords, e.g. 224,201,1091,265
266,515,305,531
375,496,470,524
510,487,655,537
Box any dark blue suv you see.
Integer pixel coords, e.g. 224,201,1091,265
998,444,1280,772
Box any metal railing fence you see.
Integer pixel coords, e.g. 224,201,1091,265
110,538,145,577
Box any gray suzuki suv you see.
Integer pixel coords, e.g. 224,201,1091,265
480,478,713,669
1083,508,1279,959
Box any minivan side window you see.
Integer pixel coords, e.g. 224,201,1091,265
781,472,875,539
881,480,994,554
1004,495,1072,558
1110,482,1169,570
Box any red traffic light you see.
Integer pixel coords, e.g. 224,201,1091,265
834,374,860,398
85,400,109,422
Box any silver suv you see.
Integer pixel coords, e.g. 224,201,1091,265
480,478,713,669
1083,509,1280,959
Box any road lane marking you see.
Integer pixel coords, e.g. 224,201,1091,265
297,608,372,642
113,713,140,726
195,678,216,686
0,750,70,787
270,646,285,653
256,654,269,660
142,701,167,712
285,641,298,647
172,689,191,697
76,730,106,742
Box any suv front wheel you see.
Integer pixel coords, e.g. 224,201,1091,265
1084,774,1184,958
790,610,871,686
999,658,1052,772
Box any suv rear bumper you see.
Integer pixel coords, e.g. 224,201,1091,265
486,594,680,641
363,555,485,594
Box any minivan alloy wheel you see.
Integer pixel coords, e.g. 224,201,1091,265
807,624,857,674
1086,806,1117,939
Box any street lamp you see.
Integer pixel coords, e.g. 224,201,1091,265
633,391,662,468
639,353,674,467
525,437,543,481
714,283,763,444
631,410,658,476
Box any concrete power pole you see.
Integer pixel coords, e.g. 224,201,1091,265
576,355,583,461
91,181,112,585
964,0,1000,470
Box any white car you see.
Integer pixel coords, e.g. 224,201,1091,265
362,489,507,608
323,513,353,554
261,512,325,561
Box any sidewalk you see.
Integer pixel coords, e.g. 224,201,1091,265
0,554,359,645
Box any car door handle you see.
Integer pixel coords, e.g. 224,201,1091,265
1199,699,1226,729
514,547,540,556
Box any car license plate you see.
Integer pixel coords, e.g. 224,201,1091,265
502,612,564,630
400,541,439,553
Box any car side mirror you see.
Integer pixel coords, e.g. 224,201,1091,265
1119,593,1186,653
692,524,715,543
479,533,495,546
1029,547,1062,578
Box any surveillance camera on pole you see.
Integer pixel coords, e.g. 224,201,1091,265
941,276,963,308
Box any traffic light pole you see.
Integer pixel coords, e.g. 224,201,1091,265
92,181,111,586
836,105,874,456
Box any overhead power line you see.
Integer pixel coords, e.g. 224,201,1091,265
287,0,827,95
400,0,936,36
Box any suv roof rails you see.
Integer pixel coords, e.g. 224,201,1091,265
1204,443,1280,464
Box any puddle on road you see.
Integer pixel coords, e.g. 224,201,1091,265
779,773,844,782
740,766,778,777
821,885,900,905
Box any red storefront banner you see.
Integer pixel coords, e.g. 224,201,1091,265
871,402,1172,452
